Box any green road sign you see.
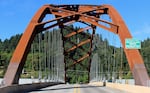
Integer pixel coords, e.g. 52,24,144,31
125,38,141,49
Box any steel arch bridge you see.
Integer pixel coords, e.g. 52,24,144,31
3,4,149,86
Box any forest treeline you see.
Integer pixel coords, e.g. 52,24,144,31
0,26,150,83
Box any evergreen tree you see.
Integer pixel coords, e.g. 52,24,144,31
0,27,150,82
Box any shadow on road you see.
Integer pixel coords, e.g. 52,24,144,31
32,84,105,92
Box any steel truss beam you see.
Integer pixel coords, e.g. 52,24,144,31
64,38,90,54
4,4,149,86
64,26,92,38
61,25,92,81
66,39,91,53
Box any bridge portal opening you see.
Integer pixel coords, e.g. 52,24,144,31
3,4,149,86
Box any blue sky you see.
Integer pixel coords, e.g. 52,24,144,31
0,0,150,41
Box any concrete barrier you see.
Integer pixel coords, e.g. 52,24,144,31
106,82,150,93
89,82,150,93
0,82,63,93
89,82,105,86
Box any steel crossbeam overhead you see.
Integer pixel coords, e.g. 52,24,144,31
3,4,149,86
64,26,92,38
66,39,91,53
67,57,89,71
66,53,90,69
64,38,90,54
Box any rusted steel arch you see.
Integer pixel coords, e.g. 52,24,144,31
45,5,149,86
103,5,149,86
3,5,51,86
3,5,77,86
4,4,149,86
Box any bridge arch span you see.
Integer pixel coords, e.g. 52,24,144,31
4,4,149,86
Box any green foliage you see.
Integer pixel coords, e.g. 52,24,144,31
140,38,150,75
0,27,150,83
0,34,22,77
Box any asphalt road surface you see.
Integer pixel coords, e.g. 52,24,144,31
29,84,128,93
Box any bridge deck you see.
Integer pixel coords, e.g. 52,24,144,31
30,84,128,93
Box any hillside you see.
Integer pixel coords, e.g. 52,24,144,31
0,26,150,83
